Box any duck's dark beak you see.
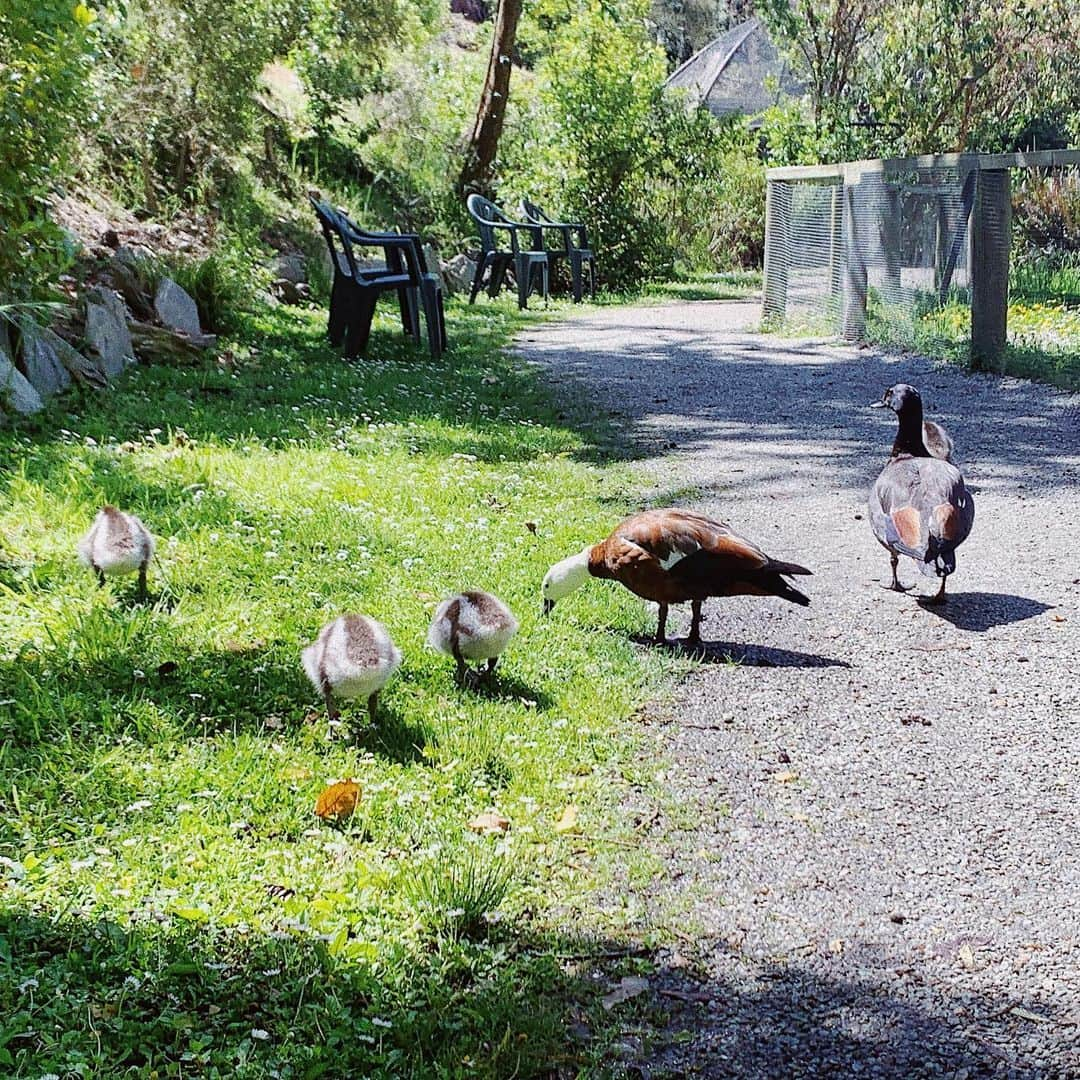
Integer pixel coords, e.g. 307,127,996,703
542,598,554,616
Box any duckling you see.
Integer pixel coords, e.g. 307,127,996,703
427,590,518,686
869,384,974,603
542,508,811,645
77,506,154,600
301,614,401,727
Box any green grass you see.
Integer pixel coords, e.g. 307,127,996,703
0,296,691,1077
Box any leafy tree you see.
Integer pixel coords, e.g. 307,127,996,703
537,0,672,287
865,0,1080,154
0,1,98,299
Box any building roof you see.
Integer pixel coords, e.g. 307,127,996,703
665,18,803,120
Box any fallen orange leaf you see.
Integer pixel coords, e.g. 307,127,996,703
468,812,510,835
315,780,360,822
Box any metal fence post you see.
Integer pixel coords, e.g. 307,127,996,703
971,168,1011,370
762,179,791,323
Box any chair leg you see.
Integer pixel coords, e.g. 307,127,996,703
516,256,529,310
437,288,448,351
541,260,549,306
489,258,509,299
342,292,377,358
469,255,490,305
420,283,444,360
588,257,597,298
328,275,348,345
570,253,583,303
399,286,420,340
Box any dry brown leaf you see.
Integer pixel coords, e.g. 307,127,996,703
555,805,579,834
773,770,799,783
959,943,975,970
314,779,360,822
468,812,510,835
828,938,844,955
1052,614,1067,623
601,975,649,1011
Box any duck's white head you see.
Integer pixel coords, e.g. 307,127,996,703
541,547,592,614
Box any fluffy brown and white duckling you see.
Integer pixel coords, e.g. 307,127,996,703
302,614,401,727
77,506,154,600
426,590,518,686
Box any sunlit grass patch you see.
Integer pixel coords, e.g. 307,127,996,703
0,295,685,1077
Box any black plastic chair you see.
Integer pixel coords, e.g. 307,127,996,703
309,196,446,359
521,199,596,302
465,194,549,310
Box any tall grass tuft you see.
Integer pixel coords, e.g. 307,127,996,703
407,844,514,941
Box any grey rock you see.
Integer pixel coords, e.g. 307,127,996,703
112,243,154,269
84,286,135,377
272,279,312,306
272,253,307,284
17,321,72,397
441,253,477,295
153,277,202,338
39,326,108,388
1,322,44,414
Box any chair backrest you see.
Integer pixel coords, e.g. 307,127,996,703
309,195,358,279
466,193,506,254
520,198,552,225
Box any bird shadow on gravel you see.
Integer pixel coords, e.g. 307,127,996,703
916,592,1054,631
630,636,850,669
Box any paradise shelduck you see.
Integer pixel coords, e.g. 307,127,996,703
77,506,154,600
302,614,402,727
541,508,811,645
922,418,955,463
869,384,974,603
426,590,518,686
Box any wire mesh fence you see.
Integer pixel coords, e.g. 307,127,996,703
763,150,1080,389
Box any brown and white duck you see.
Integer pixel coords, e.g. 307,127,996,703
77,506,154,600
869,384,974,603
426,590,518,685
302,614,402,727
541,508,811,645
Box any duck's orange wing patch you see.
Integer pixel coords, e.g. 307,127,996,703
315,780,360,822
931,503,960,540
890,507,922,548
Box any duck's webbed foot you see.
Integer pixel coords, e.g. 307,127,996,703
654,603,669,646
923,576,948,606
888,553,908,592
685,600,704,647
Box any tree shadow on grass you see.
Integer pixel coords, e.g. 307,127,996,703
916,592,1054,631
0,909,1068,1078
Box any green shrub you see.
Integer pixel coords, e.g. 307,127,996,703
0,1,98,300
1014,172,1080,260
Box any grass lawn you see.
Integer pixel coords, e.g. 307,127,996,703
0,296,692,1077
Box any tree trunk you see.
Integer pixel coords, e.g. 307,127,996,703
457,0,523,199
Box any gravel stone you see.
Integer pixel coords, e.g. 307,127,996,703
520,300,1080,1079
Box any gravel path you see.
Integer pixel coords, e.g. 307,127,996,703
518,301,1080,1079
